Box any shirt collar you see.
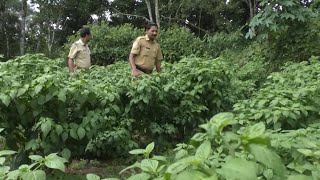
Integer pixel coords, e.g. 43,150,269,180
78,39,86,46
145,35,150,41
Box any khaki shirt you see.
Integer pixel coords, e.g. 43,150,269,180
130,35,163,70
68,39,91,68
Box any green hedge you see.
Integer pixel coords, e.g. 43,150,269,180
64,23,206,64
0,54,235,159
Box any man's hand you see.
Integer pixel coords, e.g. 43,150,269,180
131,69,141,77
69,72,76,78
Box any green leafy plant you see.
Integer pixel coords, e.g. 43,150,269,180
0,150,68,180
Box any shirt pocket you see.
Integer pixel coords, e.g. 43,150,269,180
141,46,156,58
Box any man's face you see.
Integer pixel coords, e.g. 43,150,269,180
147,26,158,41
86,34,91,42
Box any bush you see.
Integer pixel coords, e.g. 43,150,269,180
157,27,204,63
233,56,320,129
63,24,206,65
64,23,141,65
0,54,236,160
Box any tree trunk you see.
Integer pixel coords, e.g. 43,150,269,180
36,24,42,53
247,0,256,20
20,0,27,55
46,25,55,58
154,0,160,28
4,23,10,58
145,0,153,22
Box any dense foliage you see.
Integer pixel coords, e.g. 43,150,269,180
64,24,206,65
0,54,239,160
1,54,320,179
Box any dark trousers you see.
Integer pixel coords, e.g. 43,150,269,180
135,65,152,74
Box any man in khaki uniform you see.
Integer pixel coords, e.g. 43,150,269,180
129,22,163,77
68,27,91,76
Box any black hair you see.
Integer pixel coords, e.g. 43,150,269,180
80,27,91,38
145,21,158,31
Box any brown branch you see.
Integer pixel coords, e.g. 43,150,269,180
112,8,150,22
161,15,209,33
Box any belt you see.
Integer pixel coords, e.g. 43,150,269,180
135,65,152,74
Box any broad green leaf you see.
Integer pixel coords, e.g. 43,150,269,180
17,86,28,97
50,131,59,143
29,155,44,162
61,132,68,142
297,149,313,156
86,173,101,180
61,148,71,160
0,166,10,175
152,155,167,162
287,175,313,180
263,169,273,179
209,112,236,133
70,128,78,140
57,90,66,102
219,158,257,180
20,170,46,180
112,105,121,114
34,84,43,95
0,150,16,157
166,156,200,174
7,169,20,180
41,120,52,139
127,173,150,180
108,94,115,102
17,104,26,115
249,144,286,178
175,149,188,160
140,159,159,173
19,164,30,171
119,162,141,174
129,149,145,155
176,170,208,180
77,127,86,140
0,94,11,107
191,133,206,142
44,154,67,172
55,125,63,136
145,142,155,157
0,157,5,165
241,123,269,145
195,140,211,161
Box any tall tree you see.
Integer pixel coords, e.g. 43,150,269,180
145,0,153,22
0,0,20,59
20,0,27,55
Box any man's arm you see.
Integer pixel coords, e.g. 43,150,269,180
67,43,78,74
129,53,137,70
155,60,161,73
129,53,140,77
155,45,163,73
68,58,75,73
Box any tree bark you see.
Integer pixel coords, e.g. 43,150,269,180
246,0,256,20
36,24,42,53
154,0,160,28
20,0,27,55
47,24,55,58
145,0,153,22
4,22,10,58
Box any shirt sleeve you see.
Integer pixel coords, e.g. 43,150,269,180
130,38,141,55
68,44,78,59
156,45,163,61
